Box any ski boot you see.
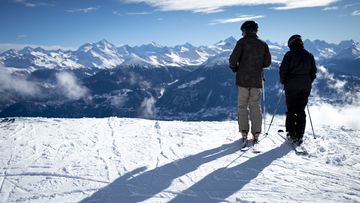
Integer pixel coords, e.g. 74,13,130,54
241,130,248,143
253,132,260,144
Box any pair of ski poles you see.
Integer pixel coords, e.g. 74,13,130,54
263,87,316,139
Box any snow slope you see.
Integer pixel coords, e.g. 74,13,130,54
0,117,359,202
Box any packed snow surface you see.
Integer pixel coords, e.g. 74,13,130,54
0,117,359,202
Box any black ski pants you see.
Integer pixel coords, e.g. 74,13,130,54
285,89,311,139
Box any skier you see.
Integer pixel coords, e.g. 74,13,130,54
279,34,317,145
229,21,271,144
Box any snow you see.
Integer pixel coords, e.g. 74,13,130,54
0,117,359,202
2,38,359,71
178,77,205,89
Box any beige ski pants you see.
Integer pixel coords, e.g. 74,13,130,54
237,87,262,134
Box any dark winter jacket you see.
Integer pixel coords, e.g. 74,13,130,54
279,48,317,90
229,34,271,88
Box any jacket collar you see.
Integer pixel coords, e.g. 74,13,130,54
243,33,258,38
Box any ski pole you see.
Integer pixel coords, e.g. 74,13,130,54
262,78,266,135
306,105,316,139
265,89,284,135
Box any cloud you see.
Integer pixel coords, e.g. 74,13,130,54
17,34,27,38
127,72,151,89
123,0,338,13
209,15,265,25
126,11,153,15
273,0,338,10
315,66,347,94
308,99,360,130
56,72,89,100
66,7,99,13
344,2,360,8
113,11,153,16
0,67,40,100
113,11,122,16
352,10,360,16
306,66,360,130
139,96,156,118
322,6,339,11
13,0,54,7
110,95,128,108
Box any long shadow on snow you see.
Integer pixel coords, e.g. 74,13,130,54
169,143,292,202
80,140,241,203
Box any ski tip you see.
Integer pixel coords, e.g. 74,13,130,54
278,129,284,133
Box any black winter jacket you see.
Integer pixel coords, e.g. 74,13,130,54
279,48,317,90
229,34,271,88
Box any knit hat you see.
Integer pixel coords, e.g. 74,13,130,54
288,34,304,50
241,21,258,33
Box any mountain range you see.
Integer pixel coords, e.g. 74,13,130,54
0,37,359,119
1,37,359,73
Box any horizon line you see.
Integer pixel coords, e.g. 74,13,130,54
0,37,358,52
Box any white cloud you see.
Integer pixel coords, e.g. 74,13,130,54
113,11,122,16
17,34,27,38
273,0,338,10
111,95,128,108
0,67,40,99
352,10,360,16
113,10,153,16
315,66,347,94
309,100,360,130
66,7,99,13
322,6,339,11
0,43,75,51
13,0,54,7
124,0,338,13
126,11,153,15
56,72,89,100
307,66,360,130
344,2,360,9
139,96,156,118
209,15,265,25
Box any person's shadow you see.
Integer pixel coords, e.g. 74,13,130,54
81,140,242,203
169,143,292,202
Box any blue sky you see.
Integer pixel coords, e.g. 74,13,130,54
0,0,360,50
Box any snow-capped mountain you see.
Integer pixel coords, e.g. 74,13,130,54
1,37,359,72
0,39,227,70
74,39,124,69
0,47,83,70
333,40,360,60
0,37,359,119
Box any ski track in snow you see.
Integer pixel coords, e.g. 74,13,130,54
0,117,359,202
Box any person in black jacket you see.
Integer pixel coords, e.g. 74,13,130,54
280,34,317,145
229,21,271,143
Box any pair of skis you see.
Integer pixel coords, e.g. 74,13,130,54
239,130,308,155
277,129,308,155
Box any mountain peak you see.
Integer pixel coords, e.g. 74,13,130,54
338,39,355,48
94,39,116,49
98,39,111,44
224,36,237,44
214,36,237,47
149,41,163,48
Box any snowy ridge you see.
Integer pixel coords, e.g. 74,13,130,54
0,39,228,70
2,37,359,71
0,117,359,202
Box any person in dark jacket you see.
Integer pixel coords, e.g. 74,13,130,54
229,21,271,143
280,34,317,145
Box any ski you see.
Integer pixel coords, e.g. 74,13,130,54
277,129,308,155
